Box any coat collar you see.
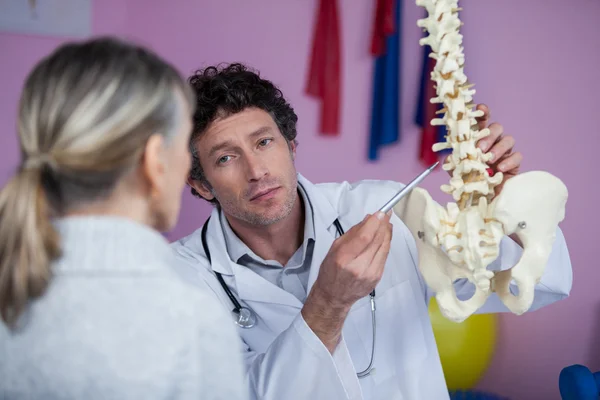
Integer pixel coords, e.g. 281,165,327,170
203,173,341,308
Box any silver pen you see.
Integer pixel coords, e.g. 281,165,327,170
378,161,439,214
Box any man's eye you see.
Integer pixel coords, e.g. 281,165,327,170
217,155,231,164
259,138,272,147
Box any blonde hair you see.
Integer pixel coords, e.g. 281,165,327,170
0,37,195,327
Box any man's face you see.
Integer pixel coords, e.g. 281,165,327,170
190,107,298,226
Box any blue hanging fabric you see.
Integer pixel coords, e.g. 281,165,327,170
367,0,401,161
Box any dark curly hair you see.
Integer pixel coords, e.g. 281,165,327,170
187,63,299,201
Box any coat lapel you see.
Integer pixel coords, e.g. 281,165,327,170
298,175,341,294
306,220,338,295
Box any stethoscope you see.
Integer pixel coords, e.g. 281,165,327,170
200,215,377,378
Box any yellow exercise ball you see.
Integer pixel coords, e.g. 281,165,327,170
428,297,498,390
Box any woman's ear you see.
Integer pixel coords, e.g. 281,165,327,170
142,133,167,197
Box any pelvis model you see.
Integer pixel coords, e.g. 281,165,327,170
393,0,568,322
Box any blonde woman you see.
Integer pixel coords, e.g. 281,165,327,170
0,37,246,400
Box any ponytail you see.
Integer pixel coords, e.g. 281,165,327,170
0,37,193,327
0,165,61,327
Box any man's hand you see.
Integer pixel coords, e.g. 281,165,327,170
301,212,393,352
473,104,522,196
313,211,392,307
474,104,526,247
444,104,522,196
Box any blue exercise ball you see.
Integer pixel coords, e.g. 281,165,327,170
559,364,600,400
449,390,509,400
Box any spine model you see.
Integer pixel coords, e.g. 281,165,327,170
399,0,569,322
416,0,504,290
418,0,503,210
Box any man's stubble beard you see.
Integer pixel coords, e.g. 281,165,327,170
211,178,298,227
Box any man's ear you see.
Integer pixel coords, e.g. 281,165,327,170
187,176,215,201
289,140,297,160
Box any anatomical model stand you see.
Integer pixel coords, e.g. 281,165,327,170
392,0,568,322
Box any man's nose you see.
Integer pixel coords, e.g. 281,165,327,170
244,153,268,181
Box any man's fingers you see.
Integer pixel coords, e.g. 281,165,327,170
341,212,386,257
368,223,393,279
477,122,503,153
475,103,490,131
497,151,522,172
355,220,388,266
486,134,514,163
352,219,391,279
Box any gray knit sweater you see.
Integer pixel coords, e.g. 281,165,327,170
0,216,246,400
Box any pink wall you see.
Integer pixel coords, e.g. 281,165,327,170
1,1,599,398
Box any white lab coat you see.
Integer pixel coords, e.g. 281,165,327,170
170,173,573,400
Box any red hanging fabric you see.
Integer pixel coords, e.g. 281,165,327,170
370,0,395,56
305,0,341,136
418,55,440,166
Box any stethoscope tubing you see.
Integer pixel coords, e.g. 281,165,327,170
200,210,376,377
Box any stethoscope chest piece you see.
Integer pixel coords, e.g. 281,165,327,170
234,306,257,329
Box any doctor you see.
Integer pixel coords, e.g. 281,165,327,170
170,63,573,400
